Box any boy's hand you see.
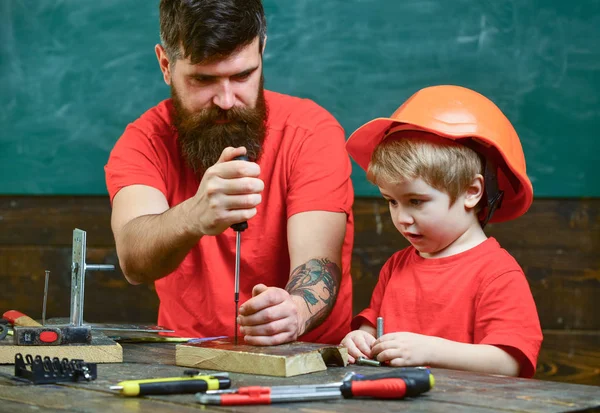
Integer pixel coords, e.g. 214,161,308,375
371,332,440,367
341,330,376,364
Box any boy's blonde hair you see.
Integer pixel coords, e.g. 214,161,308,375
367,132,484,205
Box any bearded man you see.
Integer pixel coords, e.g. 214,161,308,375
104,0,354,345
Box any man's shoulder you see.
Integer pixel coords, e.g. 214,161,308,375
265,90,342,133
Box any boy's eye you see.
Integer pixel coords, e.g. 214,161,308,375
409,199,423,206
387,199,398,206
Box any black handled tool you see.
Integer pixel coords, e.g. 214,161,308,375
231,155,249,345
110,372,230,396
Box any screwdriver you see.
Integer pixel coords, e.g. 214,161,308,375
231,154,249,345
197,370,434,405
110,372,230,396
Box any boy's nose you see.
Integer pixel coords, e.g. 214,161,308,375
394,208,414,226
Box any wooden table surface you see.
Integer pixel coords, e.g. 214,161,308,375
0,342,598,412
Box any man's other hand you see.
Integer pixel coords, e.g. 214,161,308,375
237,284,304,345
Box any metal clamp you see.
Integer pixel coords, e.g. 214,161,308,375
70,229,115,326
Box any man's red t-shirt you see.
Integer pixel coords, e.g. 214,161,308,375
353,238,543,378
105,90,354,343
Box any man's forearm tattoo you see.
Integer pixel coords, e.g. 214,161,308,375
286,258,341,332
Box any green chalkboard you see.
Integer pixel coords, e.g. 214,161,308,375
1,1,599,196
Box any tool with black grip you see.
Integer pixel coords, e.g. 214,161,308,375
110,371,230,396
231,155,249,345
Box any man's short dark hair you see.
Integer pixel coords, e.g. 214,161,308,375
159,0,267,64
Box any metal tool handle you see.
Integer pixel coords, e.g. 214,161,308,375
86,264,116,271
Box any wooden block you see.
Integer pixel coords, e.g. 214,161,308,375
0,330,123,364
176,338,348,377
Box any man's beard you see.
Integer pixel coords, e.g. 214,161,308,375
171,75,268,174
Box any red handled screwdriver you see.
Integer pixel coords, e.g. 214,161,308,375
197,371,434,405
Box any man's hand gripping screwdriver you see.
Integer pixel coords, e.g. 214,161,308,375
231,154,249,345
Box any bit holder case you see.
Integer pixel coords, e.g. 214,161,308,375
14,353,97,384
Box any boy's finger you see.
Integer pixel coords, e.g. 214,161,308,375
356,339,372,358
345,340,365,360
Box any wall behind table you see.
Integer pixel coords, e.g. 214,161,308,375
1,0,599,196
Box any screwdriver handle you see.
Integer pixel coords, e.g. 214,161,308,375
231,222,248,232
353,367,434,390
230,155,249,232
114,376,231,396
341,378,407,399
342,376,431,399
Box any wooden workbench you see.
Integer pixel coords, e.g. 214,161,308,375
0,342,598,412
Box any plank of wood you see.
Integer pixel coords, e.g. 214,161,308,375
176,338,348,377
0,331,123,364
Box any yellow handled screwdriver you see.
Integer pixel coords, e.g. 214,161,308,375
110,372,230,396
231,154,249,345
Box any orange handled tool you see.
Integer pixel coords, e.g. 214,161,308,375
3,310,42,327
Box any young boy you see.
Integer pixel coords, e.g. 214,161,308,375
342,85,543,378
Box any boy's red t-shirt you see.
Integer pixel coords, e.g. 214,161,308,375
353,238,543,378
105,90,354,343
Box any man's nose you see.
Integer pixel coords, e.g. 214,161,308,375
213,80,235,110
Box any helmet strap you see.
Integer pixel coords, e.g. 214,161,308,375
481,160,504,228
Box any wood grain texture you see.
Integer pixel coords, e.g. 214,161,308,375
0,196,114,247
0,246,158,324
0,331,122,364
535,330,600,386
176,339,348,377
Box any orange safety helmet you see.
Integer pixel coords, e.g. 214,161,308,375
346,85,533,223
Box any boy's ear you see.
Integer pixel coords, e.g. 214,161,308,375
464,174,485,209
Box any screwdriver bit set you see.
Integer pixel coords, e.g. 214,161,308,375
14,353,97,384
